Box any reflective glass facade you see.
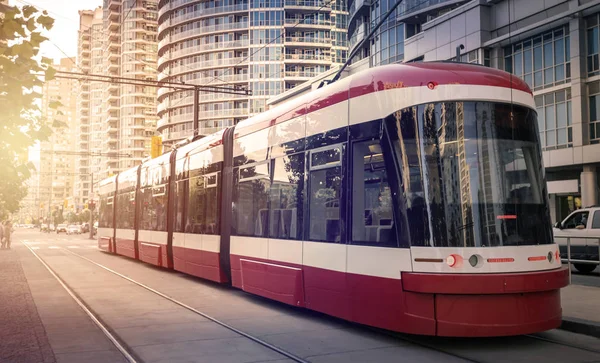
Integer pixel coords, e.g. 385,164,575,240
347,0,465,66
503,25,571,92
157,0,347,145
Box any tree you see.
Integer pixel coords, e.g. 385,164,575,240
79,209,90,224
52,209,64,225
0,5,58,218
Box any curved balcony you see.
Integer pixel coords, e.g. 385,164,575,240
159,39,250,62
348,0,371,27
284,0,332,11
284,53,331,64
348,23,368,54
166,4,249,31
162,129,192,142
284,18,331,29
168,57,247,76
168,21,249,44
284,36,332,47
284,70,320,79
158,0,197,22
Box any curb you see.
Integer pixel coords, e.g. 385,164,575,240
560,317,600,338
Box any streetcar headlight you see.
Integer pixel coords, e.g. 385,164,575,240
446,254,463,268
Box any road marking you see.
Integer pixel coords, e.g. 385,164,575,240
86,245,98,249
49,246,60,249
31,247,40,250
67,246,79,249
25,242,43,245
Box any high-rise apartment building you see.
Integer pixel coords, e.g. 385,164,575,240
38,58,79,220
75,2,158,206
74,7,102,208
156,0,348,146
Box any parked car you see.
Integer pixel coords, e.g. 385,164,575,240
80,223,90,233
49,224,56,232
553,206,600,273
55,224,68,234
66,225,81,235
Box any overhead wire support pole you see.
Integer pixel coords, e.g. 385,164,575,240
193,86,200,138
324,0,406,86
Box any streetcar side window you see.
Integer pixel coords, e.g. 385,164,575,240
98,195,113,228
174,180,187,233
351,140,395,245
139,185,168,232
235,162,270,237
115,192,135,229
308,145,343,243
186,172,220,235
269,154,304,240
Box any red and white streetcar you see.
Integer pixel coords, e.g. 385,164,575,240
97,62,569,337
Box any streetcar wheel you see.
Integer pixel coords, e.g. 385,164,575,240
574,263,597,274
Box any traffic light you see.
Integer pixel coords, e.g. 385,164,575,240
40,203,44,209
151,136,162,158
84,203,88,210
63,199,68,208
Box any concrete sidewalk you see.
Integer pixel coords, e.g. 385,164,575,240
560,284,600,338
0,243,127,363
0,248,56,363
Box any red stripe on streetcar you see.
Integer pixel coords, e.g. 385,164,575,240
487,258,515,263
497,215,517,220
528,256,547,261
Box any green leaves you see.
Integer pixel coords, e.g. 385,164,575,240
45,66,56,81
0,4,58,218
48,100,62,109
22,5,36,19
37,14,54,31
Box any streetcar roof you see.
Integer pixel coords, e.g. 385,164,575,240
234,62,531,140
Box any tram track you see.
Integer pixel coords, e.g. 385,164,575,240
60,248,312,363
23,238,600,363
55,247,483,363
523,334,600,355
23,241,310,363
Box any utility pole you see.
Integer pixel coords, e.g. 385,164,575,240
89,172,94,240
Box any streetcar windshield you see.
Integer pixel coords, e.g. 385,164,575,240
387,101,553,247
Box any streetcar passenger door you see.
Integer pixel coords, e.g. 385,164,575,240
303,144,349,319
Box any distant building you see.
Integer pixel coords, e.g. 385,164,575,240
75,2,158,206
38,58,79,222
156,0,349,146
272,0,600,224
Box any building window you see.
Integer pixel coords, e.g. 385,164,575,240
589,81,600,144
459,50,478,64
535,88,572,150
504,25,570,91
587,13,600,76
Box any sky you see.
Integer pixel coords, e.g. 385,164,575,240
9,0,101,63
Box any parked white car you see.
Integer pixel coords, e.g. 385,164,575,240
553,207,600,273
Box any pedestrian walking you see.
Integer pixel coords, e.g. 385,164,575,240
0,221,4,249
4,221,13,249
